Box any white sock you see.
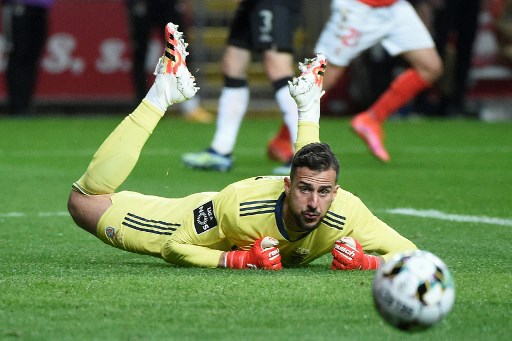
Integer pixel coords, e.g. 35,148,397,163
145,82,168,113
275,86,298,145
179,96,200,115
211,87,249,155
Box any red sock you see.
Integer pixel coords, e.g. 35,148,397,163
274,123,291,143
369,69,431,123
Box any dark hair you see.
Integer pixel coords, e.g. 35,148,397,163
290,143,340,181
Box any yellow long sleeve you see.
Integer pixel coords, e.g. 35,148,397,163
294,121,320,154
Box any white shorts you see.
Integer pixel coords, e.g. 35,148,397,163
315,0,435,66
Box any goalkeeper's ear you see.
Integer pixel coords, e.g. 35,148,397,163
283,177,292,196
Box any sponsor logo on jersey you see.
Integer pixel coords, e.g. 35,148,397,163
193,201,218,234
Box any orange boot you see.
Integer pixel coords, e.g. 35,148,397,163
351,111,390,162
267,123,293,163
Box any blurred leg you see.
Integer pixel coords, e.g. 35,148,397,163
6,5,47,115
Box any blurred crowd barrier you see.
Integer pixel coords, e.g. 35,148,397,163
468,0,512,121
0,0,510,119
0,0,136,105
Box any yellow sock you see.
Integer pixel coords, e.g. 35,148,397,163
73,100,164,195
294,121,320,154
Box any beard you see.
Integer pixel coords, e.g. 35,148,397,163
292,208,323,232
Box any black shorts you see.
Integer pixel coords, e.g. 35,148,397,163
126,0,185,29
227,0,302,53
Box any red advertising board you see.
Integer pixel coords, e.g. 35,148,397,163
0,0,163,103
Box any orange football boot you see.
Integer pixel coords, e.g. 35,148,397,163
267,123,293,163
351,111,390,162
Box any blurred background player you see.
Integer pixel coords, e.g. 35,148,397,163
181,0,302,173
494,0,512,63
431,0,483,117
2,0,54,116
270,0,443,162
125,0,213,123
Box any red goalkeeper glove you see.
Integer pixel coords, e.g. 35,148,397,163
331,237,381,270
224,237,282,270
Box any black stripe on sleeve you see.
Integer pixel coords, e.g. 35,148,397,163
239,200,277,217
322,211,346,231
122,212,179,235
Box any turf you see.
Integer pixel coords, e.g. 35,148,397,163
0,115,511,340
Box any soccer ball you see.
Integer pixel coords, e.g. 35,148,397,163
372,250,455,331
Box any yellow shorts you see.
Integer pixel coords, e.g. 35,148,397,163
96,190,213,258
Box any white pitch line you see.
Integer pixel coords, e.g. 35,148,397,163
38,211,70,217
386,208,512,227
0,212,26,218
0,211,69,218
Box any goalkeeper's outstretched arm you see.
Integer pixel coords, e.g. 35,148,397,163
161,237,282,270
290,54,326,153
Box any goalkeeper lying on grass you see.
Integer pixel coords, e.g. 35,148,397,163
67,22,417,271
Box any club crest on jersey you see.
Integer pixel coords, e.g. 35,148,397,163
193,201,218,234
289,247,310,265
106,226,115,238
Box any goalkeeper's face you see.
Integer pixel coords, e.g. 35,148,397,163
284,166,339,232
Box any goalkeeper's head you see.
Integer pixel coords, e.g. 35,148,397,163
290,143,340,182
283,143,340,233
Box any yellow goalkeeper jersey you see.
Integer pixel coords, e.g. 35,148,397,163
164,176,416,267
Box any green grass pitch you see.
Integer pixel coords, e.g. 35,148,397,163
0,114,510,340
